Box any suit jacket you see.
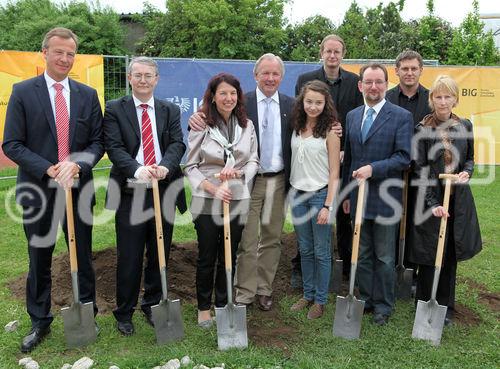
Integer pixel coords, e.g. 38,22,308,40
103,95,187,213
386,84,431,126
342,101,412,219
2,74,104,207
244,90,294,188
295,66,363,148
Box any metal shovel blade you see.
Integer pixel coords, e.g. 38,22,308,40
333,294,365,340
61,301,96,348
412,299,447,346
151,298,184,345
395,266,414,300
215,303,248,350
330,259,343,294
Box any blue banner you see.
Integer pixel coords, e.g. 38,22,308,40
155,58,320,134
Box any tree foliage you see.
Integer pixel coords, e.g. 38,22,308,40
139,0,287,59
282,15,335,61
446,0,499,65
0,0,125,54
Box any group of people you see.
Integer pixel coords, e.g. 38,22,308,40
3,27,482,353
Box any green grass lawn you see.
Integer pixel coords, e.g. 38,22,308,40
0,163,498,369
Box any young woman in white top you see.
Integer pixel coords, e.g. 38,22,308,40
289,80,340,319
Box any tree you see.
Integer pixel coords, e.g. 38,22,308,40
336,1,369,59
413,0,453,63
446,0,499,65
283,15,335,61
139,0,287,60
0,0,126,55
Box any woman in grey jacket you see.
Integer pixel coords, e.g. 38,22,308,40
184,73,258,327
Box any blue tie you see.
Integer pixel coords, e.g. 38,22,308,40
361,108,375,142
260,98,274,172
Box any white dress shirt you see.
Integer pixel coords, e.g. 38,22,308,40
44,71,70,121
361,98,386,130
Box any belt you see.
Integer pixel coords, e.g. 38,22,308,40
295,184,328,194
256,170,284,178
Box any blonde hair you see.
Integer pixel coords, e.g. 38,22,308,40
429,75,459,110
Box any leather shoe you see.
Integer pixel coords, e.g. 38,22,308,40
364,306,374,315
257,294,272,311
373,313,389,326
21,327,51,353
117,320,135,336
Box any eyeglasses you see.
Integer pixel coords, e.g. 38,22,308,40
362,80,386,86
131,73,157,82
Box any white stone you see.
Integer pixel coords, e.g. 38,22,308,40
61,364,72,369
193,366,210,369
109,366,120,369
180,356,192,367
72,357,94,369
162,359,180,369
25,361,40,369
152,367,162,369
5,320,19,332
211,367,224,369
18,357,32,366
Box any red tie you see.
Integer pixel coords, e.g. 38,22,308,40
54,83,70,161
140,103,156,166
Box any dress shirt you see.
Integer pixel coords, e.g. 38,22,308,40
44,71,70,122
256,88,283,173
361,99,386,131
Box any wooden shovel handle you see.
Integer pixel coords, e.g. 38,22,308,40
221,181,232,271
65,188,78,273
351,179,365,263
399,170,409,238
152,179,166,270
434,174,458,268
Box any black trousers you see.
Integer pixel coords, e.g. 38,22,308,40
23,188,96,330
194,214,244,311
113,189,174,322
415,196,457,315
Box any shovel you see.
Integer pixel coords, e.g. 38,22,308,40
396,170,414,300
215,180,248,350
333,179,366,340
61,187,97,348
329,222,344,294
150,178,184,344
412,173,457,346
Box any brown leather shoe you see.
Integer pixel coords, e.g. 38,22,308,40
257,294,272,311
307,303,324,319
290,298,313,311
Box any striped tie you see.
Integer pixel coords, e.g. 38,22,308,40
140,103,156,166
54,83,70,161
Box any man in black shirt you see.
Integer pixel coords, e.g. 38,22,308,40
386,50,431,126
292,34,364,287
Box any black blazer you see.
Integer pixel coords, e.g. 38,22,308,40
103,95,187,213
2,74,104,207
245,90,294,189
386,84,431,126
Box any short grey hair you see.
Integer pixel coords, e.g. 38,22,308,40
128,56,159,75
42,27,78,50
253,53,285,77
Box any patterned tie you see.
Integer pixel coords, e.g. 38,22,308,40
361,107,375,143
54,83,70,161
260,97,274,172
140,103,156,166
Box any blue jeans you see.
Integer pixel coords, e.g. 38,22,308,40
291,188,332,305
357,220,397,316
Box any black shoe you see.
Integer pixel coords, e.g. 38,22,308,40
117,320,134,336
143,310,154,327
364,306,374,315
373,313,389,326
20,327,51,353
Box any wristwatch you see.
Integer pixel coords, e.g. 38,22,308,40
323,204,334,212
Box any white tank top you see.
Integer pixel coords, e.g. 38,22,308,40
290,132,329,191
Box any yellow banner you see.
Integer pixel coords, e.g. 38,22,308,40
343,64,500,165
0,50,104,142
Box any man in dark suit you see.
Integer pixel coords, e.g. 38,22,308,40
294,34,364,284
2,27,103,352
103,57,186,335
188,53,294,311
386,50,431,293
342,63,412,326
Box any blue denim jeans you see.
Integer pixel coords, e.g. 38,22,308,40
291,188,332,305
